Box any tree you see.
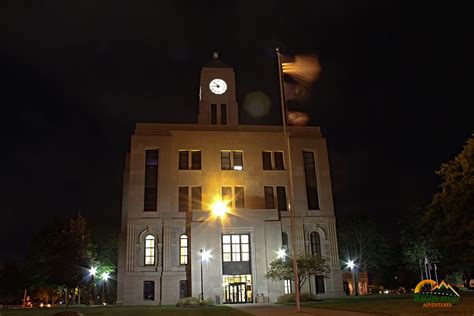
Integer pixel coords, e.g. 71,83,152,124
266,254,330,292
25,216,91,306
400,206,440,275
337,216,391,272
424,135,474,287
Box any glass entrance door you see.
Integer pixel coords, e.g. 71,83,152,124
225,282,247,303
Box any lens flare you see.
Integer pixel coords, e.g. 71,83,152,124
282,54,321,85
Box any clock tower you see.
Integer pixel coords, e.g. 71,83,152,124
198,52,239,125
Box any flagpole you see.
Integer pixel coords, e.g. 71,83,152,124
276,47,301,312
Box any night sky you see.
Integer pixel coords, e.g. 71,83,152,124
1,1,473,262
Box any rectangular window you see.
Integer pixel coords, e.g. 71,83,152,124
222,186,232,208
179,150,201,170
221,104,227,125
303,151,320,210
262,151,272,170
233,151,243,170
222,234,250,262
315,275,325,294
178,186,188,212
191,186,202,210
180,235,188,265
211,104,217,124
144,150,158,211
276,186,287,211
274,152,284,170
179,280,188,298
235,186,245,208
179,150,188,170
143,281,155,300
191,151,201,170
221,151,231,170
264,186,275,209
284,280,292,294
221,150,244,171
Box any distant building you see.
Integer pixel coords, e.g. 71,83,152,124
117,54,343,305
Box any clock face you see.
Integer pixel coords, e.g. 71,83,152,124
209,78,227,95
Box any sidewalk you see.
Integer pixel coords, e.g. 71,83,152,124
229,303,378,316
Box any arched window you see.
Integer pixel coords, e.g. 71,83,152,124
180,235,188,265
310,231,321,256
282,232,289,252
145,235,156,265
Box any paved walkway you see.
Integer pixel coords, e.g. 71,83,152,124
229,303,378,316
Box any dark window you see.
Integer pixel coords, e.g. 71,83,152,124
235,186,245,208
274,152,284,170
221,104,227,125
276,186,287,211
303,151,320,210
143,281,155,300
211,104,217,124
264,186,275,209
178,186,188,212
221,151,231,170
310,231,322,256
144,150,158,211
222,186,232,207
191,186,202,210
179,280,189,298
233,151,243,170
179,150,188,170
315,275,325,294
282,232,289,251
191,151,201,170
262,151,272,170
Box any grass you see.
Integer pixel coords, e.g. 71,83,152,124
0,305,252,316
299,291,474,315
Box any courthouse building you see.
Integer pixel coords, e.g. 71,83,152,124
117,55,343,305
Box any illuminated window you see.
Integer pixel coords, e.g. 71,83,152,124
222,234,250,262
284,279,292,294
303,151,319,210
262,151,285,170
180,235,188,265
221,151,244,170
145,235,156,265
178,150,201,170
144,150,158,211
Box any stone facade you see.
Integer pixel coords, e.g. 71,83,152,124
117,55,343,305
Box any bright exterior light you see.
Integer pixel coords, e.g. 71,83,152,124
101,272,109,281
89,267,97,276
211,200,229,218
201,249,211,262
277,248,286,259
233,165,243,171
347,259,355,270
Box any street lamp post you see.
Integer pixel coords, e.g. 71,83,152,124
347,260,358,296
200,249,204,301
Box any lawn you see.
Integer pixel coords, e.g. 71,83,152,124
301,291,474,315
0,305,252,316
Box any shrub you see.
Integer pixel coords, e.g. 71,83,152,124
176,296,214,307
277,293,318,303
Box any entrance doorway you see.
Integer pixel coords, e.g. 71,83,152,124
222,274,252,303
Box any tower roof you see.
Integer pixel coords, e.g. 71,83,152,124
204,51,232,68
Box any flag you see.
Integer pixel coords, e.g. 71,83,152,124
279,53,321,126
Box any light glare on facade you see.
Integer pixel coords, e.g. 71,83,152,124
277,248,286,259
211,200,229,217
201,249,211,262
